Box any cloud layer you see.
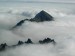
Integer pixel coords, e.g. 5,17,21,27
0,3,75,56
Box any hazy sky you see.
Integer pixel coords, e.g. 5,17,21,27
0,0,75,2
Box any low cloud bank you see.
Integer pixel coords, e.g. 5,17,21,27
0,8,75,56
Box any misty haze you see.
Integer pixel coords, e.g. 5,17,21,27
0,1,75,56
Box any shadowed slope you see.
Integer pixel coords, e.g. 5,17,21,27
11,10,54,29
30,10,54,22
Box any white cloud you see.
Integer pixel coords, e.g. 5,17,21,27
0,3,75,56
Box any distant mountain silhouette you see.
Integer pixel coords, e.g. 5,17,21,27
11,19,26,29
39,38,56,44
30,10,53,22
0,38,56,51
11,10,54,29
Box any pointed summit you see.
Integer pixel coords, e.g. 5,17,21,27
30,10,54,22
10,10,54,30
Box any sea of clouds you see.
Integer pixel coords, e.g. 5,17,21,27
0,4,75,56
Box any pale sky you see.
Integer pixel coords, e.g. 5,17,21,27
0,0,75,3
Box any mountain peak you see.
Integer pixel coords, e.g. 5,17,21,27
30,10,54,22
11,10,54,29
39,10,46,13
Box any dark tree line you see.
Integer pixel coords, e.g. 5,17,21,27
0,38,56,51
39,38,56,44
18,38,33,45
0,43,7,51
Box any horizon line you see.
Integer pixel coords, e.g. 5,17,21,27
0,1,75,4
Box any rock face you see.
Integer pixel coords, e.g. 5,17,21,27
30,10,53,22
